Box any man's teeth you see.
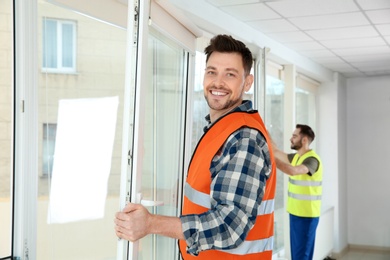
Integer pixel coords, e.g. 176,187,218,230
212,91,226,96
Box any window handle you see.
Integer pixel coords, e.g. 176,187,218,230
136,193,164,207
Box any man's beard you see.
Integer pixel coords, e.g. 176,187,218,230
291,141,302,150
204,88,243,111
205,95,238,111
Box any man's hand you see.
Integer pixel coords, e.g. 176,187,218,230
114,203,151,242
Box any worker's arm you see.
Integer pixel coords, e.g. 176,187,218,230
274,157,310,176
269,136,310,176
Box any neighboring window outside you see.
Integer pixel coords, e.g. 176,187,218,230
42,18,76,73
42,123,57,176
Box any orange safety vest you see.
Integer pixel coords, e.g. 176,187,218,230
179,111,276,260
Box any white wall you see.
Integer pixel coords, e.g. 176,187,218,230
347,76,390,249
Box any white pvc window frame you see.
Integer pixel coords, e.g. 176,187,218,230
13,0,39,259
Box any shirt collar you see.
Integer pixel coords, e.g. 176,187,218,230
204,100,254,132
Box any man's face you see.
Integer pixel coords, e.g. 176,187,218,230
290,128,303,150
203,51,253,117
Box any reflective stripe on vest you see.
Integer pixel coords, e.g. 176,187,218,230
185,182,275,215
289,179,322,187
223,237,274,255
288,191,322,201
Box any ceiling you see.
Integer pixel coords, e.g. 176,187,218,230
187,0,390,78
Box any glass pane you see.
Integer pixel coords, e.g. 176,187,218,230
192,51,208,151
265,75,285,253
0,0,13,258
295,87,316,150
61,23,73,68
38,2,126,259
42,19,57,68
296,88,316,124
42,124,56,176
137,28,187,260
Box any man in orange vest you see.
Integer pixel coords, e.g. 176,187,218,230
115,34,276,259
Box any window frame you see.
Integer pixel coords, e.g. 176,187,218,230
42,17,77,73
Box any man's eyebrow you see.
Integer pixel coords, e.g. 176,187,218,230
205,66,239,74
226,68,239,74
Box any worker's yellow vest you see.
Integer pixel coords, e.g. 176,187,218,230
287,150,323,217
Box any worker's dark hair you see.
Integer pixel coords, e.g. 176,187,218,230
296,124,315,143
204,34,253,76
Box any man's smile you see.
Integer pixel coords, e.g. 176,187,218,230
211,90,228,96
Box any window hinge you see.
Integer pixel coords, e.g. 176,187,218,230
21,100,25,113
128,149,132,165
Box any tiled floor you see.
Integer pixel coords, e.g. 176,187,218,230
335,248,390,260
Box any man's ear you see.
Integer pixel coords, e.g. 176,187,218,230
302,136,312,146
244,74,254,92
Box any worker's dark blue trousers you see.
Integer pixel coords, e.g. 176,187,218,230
290,214,319,260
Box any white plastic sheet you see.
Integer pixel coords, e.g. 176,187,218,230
47,96,119,224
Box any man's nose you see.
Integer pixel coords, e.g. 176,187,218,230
213,75,225,87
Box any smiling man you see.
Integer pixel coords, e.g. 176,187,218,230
115,34,276,260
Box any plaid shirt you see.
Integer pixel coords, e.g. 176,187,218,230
180,100,272,256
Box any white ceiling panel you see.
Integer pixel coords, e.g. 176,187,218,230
343,53,390,63
356,0,390,10
376,24,390,36
247,19,298,33
306,26,379,41
221,3,280,21
322,37,386,49
351,60,390,69
366,9,390,24
266,0,359,17
284,41,325,51
332,46,390,56
289,13,370,30
299,49,336,58
266,31,312,43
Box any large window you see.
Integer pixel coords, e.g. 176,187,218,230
296,74,318,146
37,2,126,259
0,0,13,259
264,61,286,255
42,18,76,73
134,27,188,260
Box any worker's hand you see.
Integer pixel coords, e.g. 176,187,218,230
114,203,152,242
